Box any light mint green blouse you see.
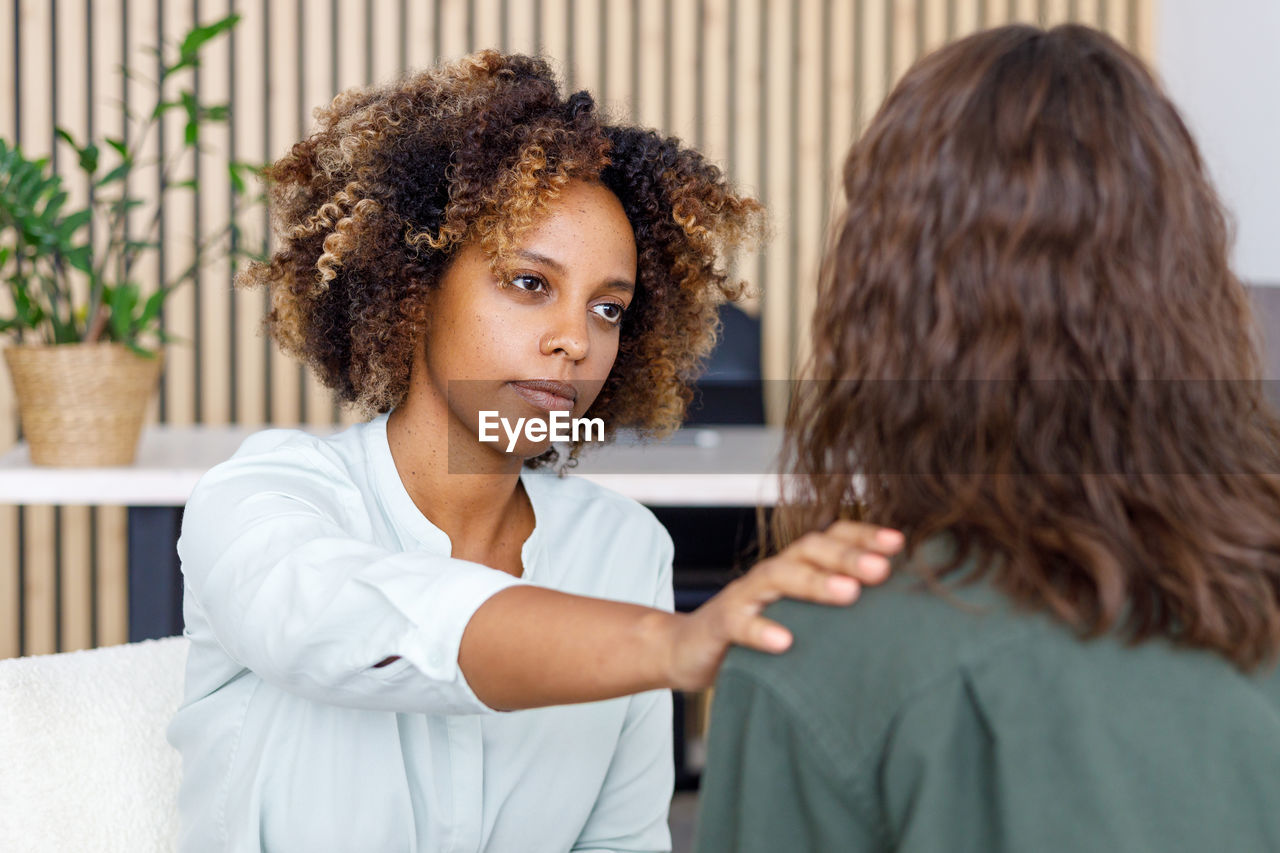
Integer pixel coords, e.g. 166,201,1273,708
167,414,675,852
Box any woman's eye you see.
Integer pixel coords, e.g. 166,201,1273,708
509,274,547,293
592,303,626,325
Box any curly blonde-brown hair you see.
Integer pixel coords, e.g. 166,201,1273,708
239,50,763,460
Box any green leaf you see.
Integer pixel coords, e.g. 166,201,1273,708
177,13,241,63
79,143,99,175
95,162,130,188
203,104,230,122
108,197,146,215
139,287,167,327
108,283,138,340
150,100,179,120
159,57,195,82
63,244,93,273
58,208,92,236
174,178,199,191
53,126,78,149
180,90,200,146
38,190,68,223
55,127,99,174
228,162,246,195
105,137,128,158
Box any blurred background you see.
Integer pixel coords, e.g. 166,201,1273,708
3,0,1278,666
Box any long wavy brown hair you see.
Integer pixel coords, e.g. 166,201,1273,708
777,24,1280,669
239,51,763,464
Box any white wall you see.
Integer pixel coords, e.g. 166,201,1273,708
1157,0,1280,285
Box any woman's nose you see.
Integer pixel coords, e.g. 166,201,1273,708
539,308,589,361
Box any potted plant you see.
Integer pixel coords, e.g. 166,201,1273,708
0,13,260,466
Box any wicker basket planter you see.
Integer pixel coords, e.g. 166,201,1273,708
4,343,163,467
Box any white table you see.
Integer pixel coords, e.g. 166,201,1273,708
0,424,785,640
0,424,784,506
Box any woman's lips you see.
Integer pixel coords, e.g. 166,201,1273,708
509,380,577,412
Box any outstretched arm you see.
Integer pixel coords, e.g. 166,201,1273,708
459,522,899,710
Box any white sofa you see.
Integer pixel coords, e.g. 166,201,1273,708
0,636,189,852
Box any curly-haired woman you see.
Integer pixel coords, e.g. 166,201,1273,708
166,51,901,852
697,24,1280,852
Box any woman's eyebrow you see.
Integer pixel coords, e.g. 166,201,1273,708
515,249,567,274
515,249,635,294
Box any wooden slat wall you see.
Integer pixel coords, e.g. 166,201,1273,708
0,0,1155,658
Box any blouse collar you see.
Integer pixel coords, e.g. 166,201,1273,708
365,411,545,580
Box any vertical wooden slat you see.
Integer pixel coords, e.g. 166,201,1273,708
700,0,731,170
17,0,54,157
161,0,198,427
59,505,92,651
571,0,601,94
861,0,888,129
892,0,918,81
15,0,56,658
41,2,79,657
668,0,698,145
266,0,302,425
86,0,129,652
829,0,855,185
440,0,470,61
299,0,337,428
603,0,634,118
404,0,437,69
792,0,825,371
635,0,664,131
46,0,95,654
370,0,402,84
1044,0,1071,24
1134,0,1155,63
761,0,792,393
539,0,569,79
1075,0,1101,25
504,0,537,56
0,0,13,141
232,0,268,426
923,0,950,51
955,0,982,32
22,506,56,654
473,0,503,51
1103,0,1128,46
731,0,763,317
199,0,234,427
0,499,18,655
336,0,368,92
95,506,128,646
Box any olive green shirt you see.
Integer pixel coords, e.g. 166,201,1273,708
695,554,1280,853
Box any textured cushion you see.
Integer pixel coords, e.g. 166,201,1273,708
0,636,189,852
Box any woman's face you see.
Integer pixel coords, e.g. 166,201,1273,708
417,179,638,459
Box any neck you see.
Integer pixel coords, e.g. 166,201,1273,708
386,390,532,570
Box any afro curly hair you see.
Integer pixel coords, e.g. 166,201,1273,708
239,50,764,463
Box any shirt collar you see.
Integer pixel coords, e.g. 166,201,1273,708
366,411,546,579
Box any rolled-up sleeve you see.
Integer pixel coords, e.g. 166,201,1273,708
179,442,525,715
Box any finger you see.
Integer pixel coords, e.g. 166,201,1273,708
790,532,892,583
746,557,863,606
821,520,905,555
738,616,794,654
